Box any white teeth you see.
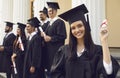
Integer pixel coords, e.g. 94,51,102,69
76,32,82,36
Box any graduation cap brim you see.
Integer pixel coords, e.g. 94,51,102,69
17,22,26,30
58,4,88,25
27,17,40,28
47,2,60,10
5,21,14,27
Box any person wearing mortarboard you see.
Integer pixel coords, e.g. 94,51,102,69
50,4,119,78
0,21,16,78
11,22,27,78
39,7,49,31
39,6,50,77
23,17,45,78
43,2,67,78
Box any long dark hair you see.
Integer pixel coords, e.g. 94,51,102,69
68,20,95,61
13,27,26,51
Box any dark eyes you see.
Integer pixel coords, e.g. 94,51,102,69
48,10,52,12
71,24,83,30
71,27,75,30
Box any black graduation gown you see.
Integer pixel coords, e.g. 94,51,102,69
51,45,120,78
13,37,27,78
45,19,67,71
41,21,49,31
23,33,45,78
0,33,16,73
40,21,49,70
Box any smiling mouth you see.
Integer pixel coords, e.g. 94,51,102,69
76,31,83,36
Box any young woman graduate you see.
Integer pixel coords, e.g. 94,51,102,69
11,22,27,78
50,4,120,78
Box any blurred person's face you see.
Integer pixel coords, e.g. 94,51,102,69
5,26,11,33
16,28,21,36
48,8,57,19
39,12,46,21
26,24,34,34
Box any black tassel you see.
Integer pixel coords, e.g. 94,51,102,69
86,14,91,32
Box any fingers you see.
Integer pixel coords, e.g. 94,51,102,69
100,19,109,34
101,19,108,27
100,25,108,34
44,35,51,42
30,66,35,73
11,53,17,62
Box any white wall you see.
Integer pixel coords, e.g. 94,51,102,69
33,0,48,21
0,0,13,45
0,0,3,45
13,0,30,35
0,0,30,45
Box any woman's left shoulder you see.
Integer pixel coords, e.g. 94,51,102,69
93,44,103,55
94,44,102,50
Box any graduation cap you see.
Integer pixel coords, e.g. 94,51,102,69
58,4,91,31
39,7,48,17
17,22,26,30
27,17,40,28
5,21,14,27
47,2,60,10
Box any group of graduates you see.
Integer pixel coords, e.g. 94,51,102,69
0,2,120,78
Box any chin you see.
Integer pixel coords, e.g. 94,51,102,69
27,31,30,34
76,37,83,39
76,35,84,39
5,31,8,33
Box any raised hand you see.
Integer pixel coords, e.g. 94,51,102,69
100,19,109,42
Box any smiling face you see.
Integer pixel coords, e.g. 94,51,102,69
48,8,57,19
39,12,47,21
26,24,35,34
16,28,21,36
71,20,85,40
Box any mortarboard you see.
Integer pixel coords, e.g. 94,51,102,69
5,21,14,27
27,17,40,28
17,22,26,30
47,2,60,10
39,7,48,17
58,4,91,31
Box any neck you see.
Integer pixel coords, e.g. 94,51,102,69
77,38,85,52
29,30,35,35
77,38,84,45
51,16,55,19
19,34,22,37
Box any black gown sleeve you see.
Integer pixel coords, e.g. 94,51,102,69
50,20,66,43
4,34,16,55
94,45,120,78
31,35,42,68
51,46,66,78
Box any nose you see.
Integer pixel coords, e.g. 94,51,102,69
75,28,79,32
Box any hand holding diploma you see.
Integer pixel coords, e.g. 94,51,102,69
18,37,24,51
39,27,46,37
100,19,109,42
39,27,52,42
12,61,17,74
